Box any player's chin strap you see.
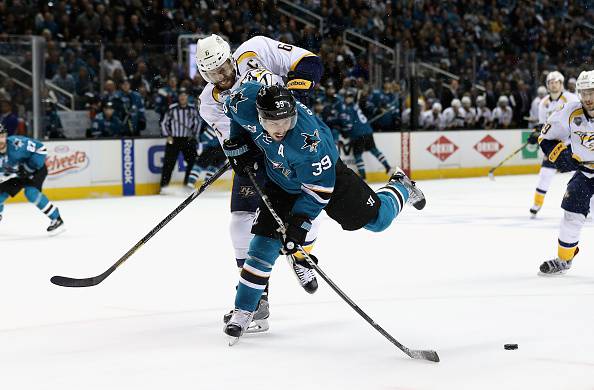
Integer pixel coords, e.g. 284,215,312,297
244,167,440,363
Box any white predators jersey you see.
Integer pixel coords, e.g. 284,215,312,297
420,110,444,129
540,101,594,176
199,36,314,144
538,91,579,124
491,106,513,127
234,35,316,79
442,107,466,128
475,107,492,126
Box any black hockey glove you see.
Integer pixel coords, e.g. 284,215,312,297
223,137,261,177
281,214,312,255
527,124,543,145
541,140,579,172
17,165,35,180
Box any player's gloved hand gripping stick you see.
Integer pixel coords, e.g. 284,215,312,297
50,162,231,288
244,167,440,363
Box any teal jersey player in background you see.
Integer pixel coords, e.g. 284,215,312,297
220,82,427,341
338,88,392,179
0,125,64,234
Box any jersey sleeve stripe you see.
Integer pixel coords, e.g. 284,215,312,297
236,51,258,65
301,185,332,203
568,108,583,127
302,183,333,193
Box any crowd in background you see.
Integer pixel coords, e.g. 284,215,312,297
0,0,592,138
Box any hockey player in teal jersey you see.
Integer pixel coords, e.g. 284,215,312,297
339,88,392,179
221,82,426,340
0,125,64,234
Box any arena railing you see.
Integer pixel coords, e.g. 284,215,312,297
276,0,325,36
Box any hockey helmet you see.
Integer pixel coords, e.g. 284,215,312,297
451,98,461,108
537,86,547,98
461,96,472,107
195,34,235,88
576,70,594,109
256,85,297,136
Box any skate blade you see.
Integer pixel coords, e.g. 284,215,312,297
245,318,269,334
48,226,66,237
228,335,240,346
537,270,568,277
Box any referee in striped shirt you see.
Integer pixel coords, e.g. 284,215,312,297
160,87,201,191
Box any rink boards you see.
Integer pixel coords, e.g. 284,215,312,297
7,129,541,202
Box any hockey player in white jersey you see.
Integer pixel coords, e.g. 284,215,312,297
528,86,547,129
420,102,444,130
528,71,580,217
461,96,477,128
475,95,492,128
442,98,466,129
195,34,324,332
491,95,513,128
537,70,594,274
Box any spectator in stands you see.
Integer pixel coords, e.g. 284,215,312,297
75,4,101,37
528,86,547,129
114,79,146,136
441,79,461,108
491,95,513,129
87,101,124,138
101,50,126,80
511,80,531,128
0,99,19,136
44,99,65,139
154,75,178,121
567,77,577,94
101,80,118,105
74,67,94,109
50,64,75,105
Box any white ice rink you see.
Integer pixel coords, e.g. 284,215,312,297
2,173,594,390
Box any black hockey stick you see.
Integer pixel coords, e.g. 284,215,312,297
50,162,231,288
488,141,530,180
245,168,440,363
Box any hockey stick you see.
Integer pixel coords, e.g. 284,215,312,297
50,162,231,288
245,168,440,363
488,141,530,180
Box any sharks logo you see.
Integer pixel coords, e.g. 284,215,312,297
229,89,248,114
575,131,594,151
301,129,321,153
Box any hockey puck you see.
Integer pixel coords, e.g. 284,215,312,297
504,344,518,350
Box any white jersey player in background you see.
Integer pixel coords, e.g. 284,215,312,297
420,102,444,130
537,70,594,274
475,95,492,128
491,95,513,128
195,34,324,332
529,71,580,217
528,86,547,129
442,98,466,129
461,96,477,128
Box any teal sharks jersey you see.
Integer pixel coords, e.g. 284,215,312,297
2,136,47,174
224,81,338,219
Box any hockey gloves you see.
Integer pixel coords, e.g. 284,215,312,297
223,137,261,177
527,124,543,145
281,214,312,255
540,140,579,172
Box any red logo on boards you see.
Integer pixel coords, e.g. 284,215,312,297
427,136,458,161
474,135,503,159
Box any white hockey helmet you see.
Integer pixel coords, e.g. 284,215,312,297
195,34,232,83
476,95,486,106
498,95,509,105
546,70,564,85
576,70,594,108
432,102,442,112
451,98,461,108
461,96,471,107
537,85,547,97
418,98,426,110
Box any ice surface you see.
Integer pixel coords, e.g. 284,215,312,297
2,173,594,390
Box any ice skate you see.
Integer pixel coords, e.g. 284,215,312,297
224,308,255,345
388,170,426,210
47,216,65,236
223,298,269,334
539,258,572,276
529,205,540,219
287,255,318,294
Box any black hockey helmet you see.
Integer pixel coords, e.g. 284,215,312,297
256,84,297,130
